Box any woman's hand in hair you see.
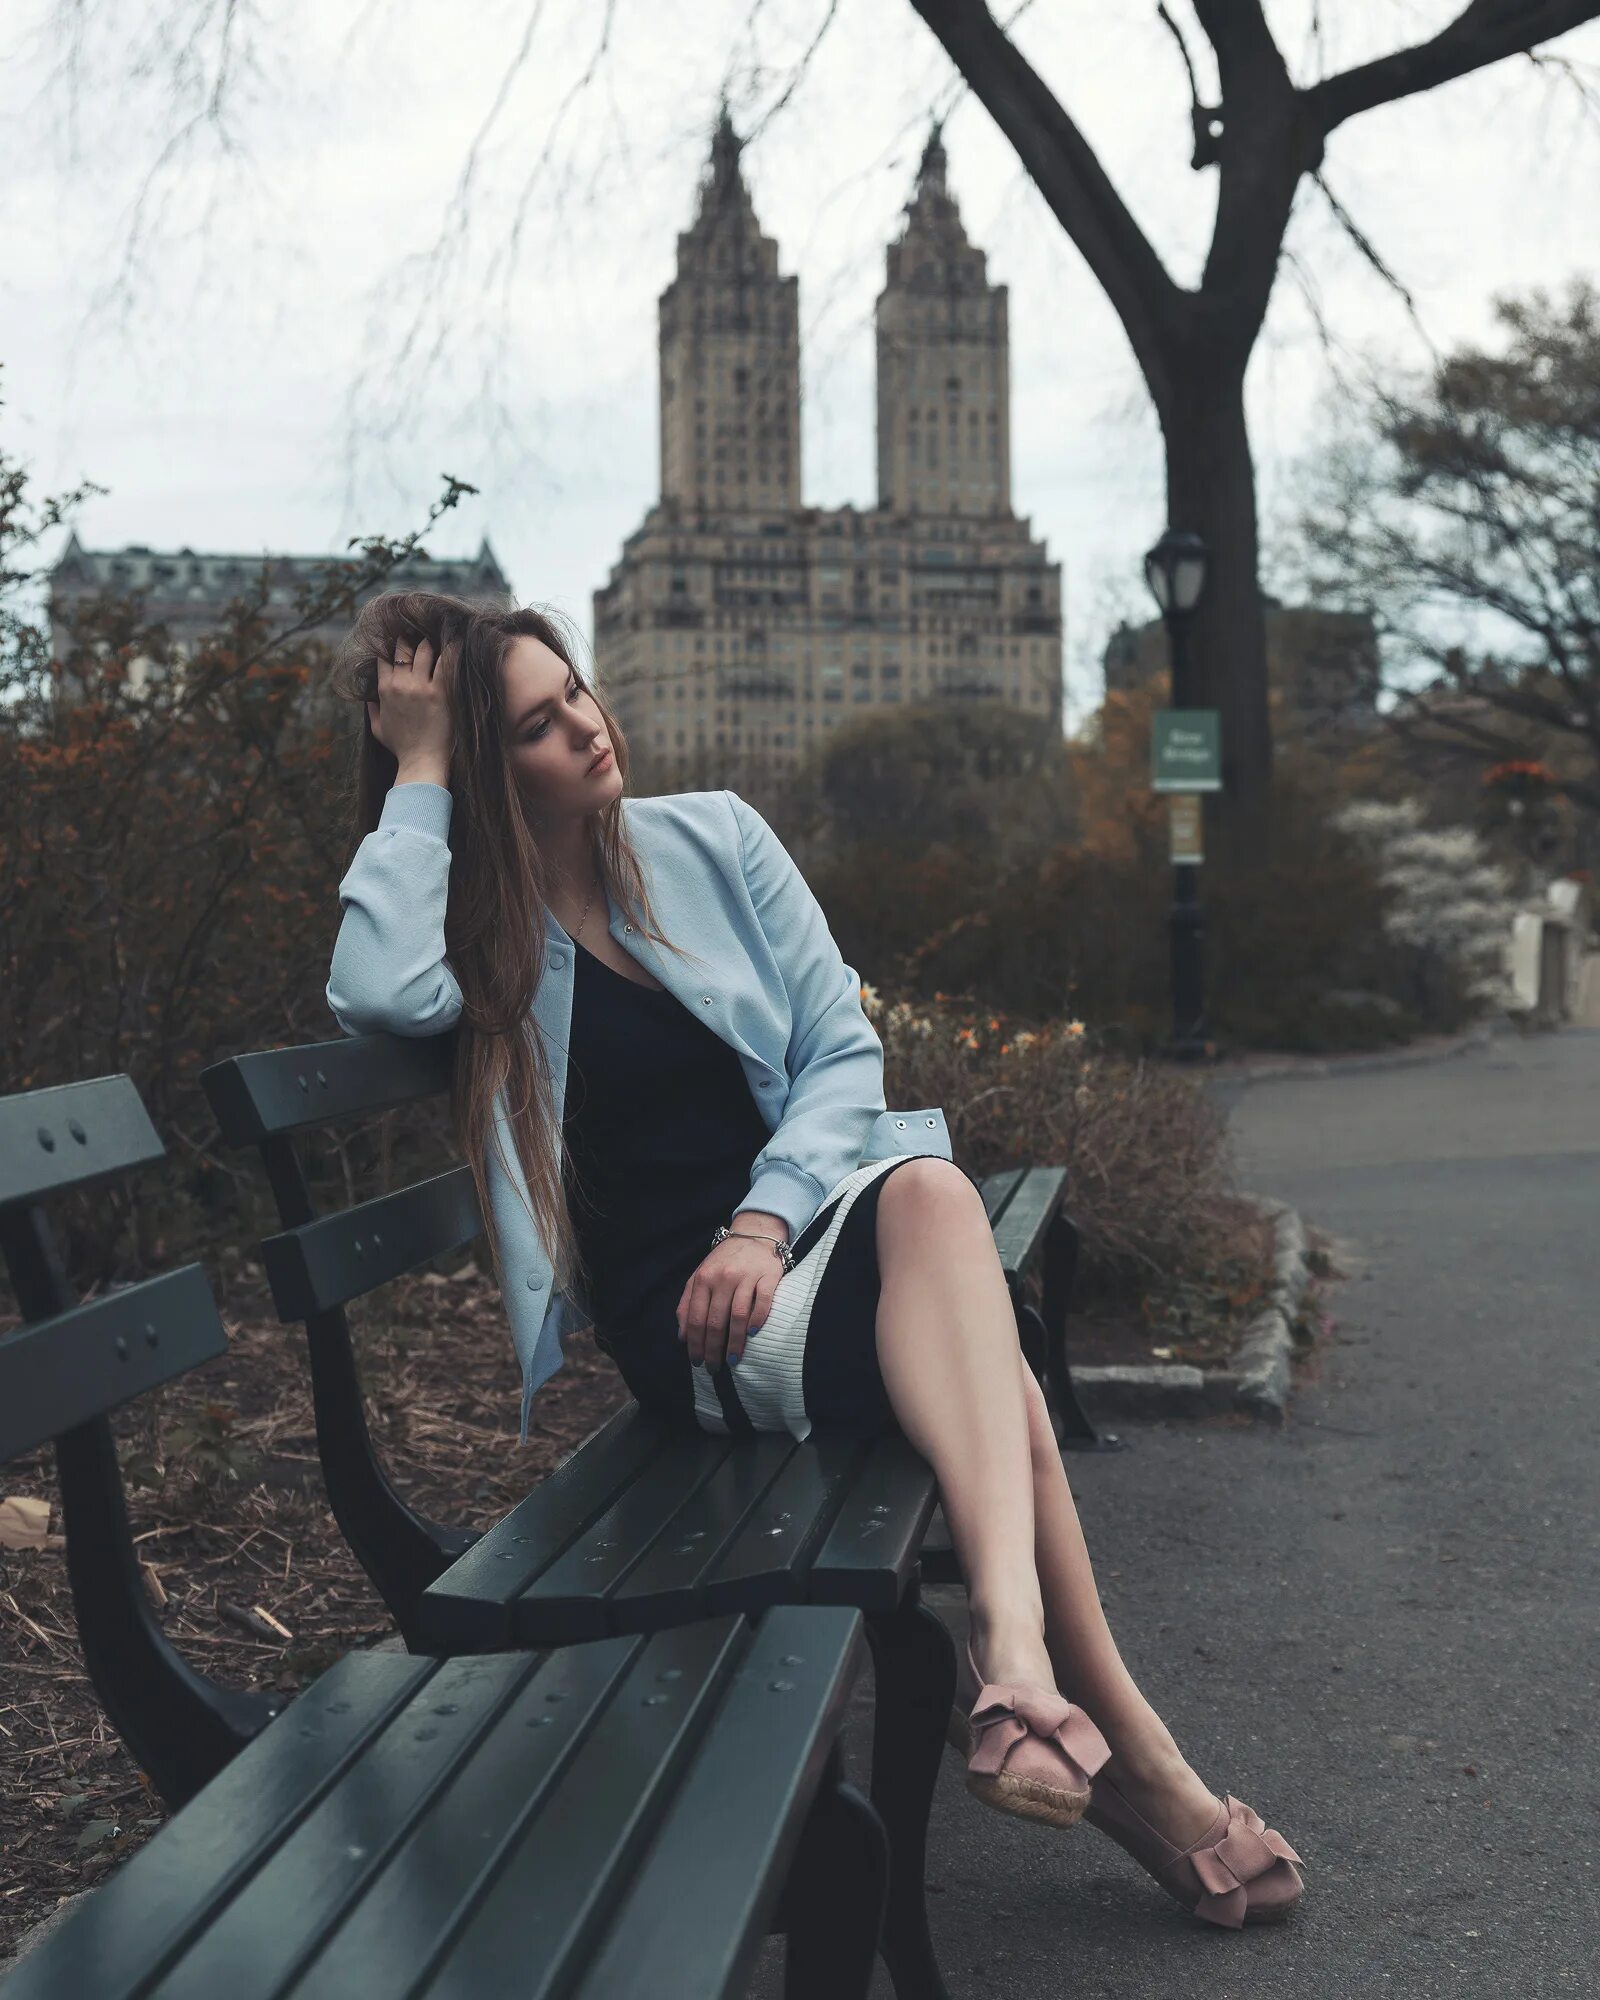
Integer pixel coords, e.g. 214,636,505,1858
367,633,456,783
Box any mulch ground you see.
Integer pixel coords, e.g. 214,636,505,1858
1070,1203,1283,1370
0,1261,630,1958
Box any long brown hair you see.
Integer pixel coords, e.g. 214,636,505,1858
328,589,707,1323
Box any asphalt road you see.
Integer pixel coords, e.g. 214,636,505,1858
754,1025,1599,1998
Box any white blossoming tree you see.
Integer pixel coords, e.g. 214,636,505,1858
1331,798,1518,1019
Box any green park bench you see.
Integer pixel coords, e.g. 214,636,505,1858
0,1077,886,2000
198,1027,1122,1997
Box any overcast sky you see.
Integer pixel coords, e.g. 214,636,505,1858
7,0,1600,726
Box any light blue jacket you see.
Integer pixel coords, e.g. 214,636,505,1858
325,781,953,1440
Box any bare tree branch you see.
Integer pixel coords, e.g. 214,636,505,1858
1155,1,1222,168
907,0,1181,396
1189,0,1284,77
1310,170,1434,350
1524,40,1600,109
1306,0,1600,134
742,0,843,141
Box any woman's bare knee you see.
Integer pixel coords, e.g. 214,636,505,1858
876,1156,992,1264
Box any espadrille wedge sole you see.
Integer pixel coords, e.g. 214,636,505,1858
957,1641,1111,1830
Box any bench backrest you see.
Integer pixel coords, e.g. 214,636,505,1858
199,1029,484,1631
0,1075,283,1804
979,1164,1069,1286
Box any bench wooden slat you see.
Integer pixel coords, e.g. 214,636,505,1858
983,1166,1068,1276
200,1035,455,1144
701,1433,873,1617
611,1433,797,1628
412,1404,679,1650
565,1605,866,2000
507,1433,733,1644
275,1634,646,1999
808,1433,942,1614
0,1649,437,1999
391,1617,752,2000
142,1650,552,2000
0,1265,227,1462
0,1076,164,1210
3,1595,877,2000
975,1164,1027,1229
258,1167,482,1319
421,1425,936,1644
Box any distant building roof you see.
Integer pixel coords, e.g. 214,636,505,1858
48,530,512,609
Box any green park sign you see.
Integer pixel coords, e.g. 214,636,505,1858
1151,709,1222,793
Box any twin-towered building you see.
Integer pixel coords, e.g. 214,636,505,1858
49,112,1063,770
592,111,1062,774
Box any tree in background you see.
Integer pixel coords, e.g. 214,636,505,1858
910,0,1600,825
0,390,473,1274
1295,278,1600,830
1331,797,1519,1022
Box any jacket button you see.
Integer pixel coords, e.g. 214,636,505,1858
702,996,713,1005
758,1078,773,1087
895,1118,906,1129
550,951,566,969
624,924,633,932
926,1116,937,1126
526,1273,545,1291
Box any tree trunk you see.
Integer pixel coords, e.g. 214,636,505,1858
1160,370,1273,826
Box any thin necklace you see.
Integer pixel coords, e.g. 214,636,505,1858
556,870,599,945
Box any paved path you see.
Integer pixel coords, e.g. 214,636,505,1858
753,1026,1598,1997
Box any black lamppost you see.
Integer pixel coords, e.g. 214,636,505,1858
1144,528,1211,1061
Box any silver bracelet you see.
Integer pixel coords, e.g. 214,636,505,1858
709,1223,795,1274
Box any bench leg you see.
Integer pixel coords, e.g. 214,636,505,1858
1040,1211,1127,1453
866,1580,956,2000
781,1744,889,2000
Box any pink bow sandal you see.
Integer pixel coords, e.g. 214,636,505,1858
1084,1768,1305,1926
952,1640,1111,1828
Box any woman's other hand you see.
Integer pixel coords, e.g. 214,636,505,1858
676,1234,781,1372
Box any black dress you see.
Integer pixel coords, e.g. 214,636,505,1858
560,934,922,1440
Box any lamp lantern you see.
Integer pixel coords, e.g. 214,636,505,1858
1143,528,1210,620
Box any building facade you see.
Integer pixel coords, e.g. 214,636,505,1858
1102,595,1382,735
47,534,511,701
592,114,1063,777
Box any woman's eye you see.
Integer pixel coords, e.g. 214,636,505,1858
527,684,581,741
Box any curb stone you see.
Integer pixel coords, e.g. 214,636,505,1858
1071,1193,1318,1425
1205,1020,1494,1088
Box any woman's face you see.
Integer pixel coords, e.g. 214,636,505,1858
502,635,620,815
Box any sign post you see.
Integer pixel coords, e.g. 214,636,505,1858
1168,793,1204,865
1143,529,1215,1063
1149,708,1218,1061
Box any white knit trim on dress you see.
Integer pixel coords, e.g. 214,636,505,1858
690,1151,910,1441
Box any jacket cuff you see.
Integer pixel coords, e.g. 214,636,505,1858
737,1160,824,1247
379,780,453,844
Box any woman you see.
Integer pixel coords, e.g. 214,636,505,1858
325,589,1305,1931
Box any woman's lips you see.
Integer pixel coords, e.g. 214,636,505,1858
587,748,614,774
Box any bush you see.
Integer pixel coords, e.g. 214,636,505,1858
829,752,1509,1055
866,987,1259,1319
